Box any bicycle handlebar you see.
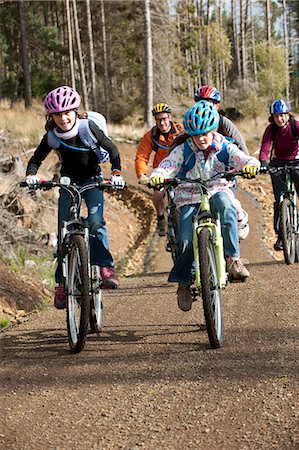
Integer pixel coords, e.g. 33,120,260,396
20,179,126,193
264,164,299,175
147,170,248,189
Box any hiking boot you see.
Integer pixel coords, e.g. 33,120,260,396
100,267,119,289
226,257,250,281
274,238,283,251
177,284,192,311
238,209,250,240
157,215,166,237
54,284,67,310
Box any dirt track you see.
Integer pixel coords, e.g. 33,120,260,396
1,183,299,449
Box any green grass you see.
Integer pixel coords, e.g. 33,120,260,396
0,317,11,329
3,245,56,288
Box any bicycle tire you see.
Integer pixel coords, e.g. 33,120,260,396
66,235,90,353
167,207,179,263
295,234,299,263
198,228,224,348
280,198,295,265
89,265,104,333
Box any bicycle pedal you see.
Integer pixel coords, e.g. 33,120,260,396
191,288,199,302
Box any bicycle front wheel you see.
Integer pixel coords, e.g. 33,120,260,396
198,228,224,348
280,198,295,265
66,235,90,353
89,265,104,333
167,207,179,263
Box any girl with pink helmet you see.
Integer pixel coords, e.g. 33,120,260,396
25,86,125,309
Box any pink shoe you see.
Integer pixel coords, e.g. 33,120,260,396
54,285,67,309
100,267,119,289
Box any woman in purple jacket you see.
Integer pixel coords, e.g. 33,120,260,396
259,99,299,251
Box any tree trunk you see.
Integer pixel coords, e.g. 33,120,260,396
72,0,89,110
66,0,75,88
86,0,98,110
250,0,258,85
266,0,271,45
282,0,289,100
144,0,153,127
18,0,32,108
240,0,247,82
100,0,110,121
232,0,241,78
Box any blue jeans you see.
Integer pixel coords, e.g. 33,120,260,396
56,177,114,283
168,191,239,285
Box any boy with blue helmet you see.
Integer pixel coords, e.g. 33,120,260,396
149,101,260,312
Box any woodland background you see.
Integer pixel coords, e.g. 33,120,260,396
1,0,299,125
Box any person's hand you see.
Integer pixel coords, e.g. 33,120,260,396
259,160,268,174
242,165,257,179
138,174,149,185
149,175,165,189
25,175,40,187
111,170,125,189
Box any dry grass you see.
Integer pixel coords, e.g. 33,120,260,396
236,115,269,156
0,100,45,147
0,98,269,152
0,100,148,145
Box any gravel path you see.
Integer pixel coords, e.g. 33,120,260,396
1,172,299,449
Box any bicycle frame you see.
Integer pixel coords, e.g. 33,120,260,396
192,189,227,291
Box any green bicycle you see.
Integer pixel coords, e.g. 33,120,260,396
155,170,246,349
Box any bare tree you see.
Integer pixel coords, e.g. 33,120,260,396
240,0,247,82
72,0,89,110
100,0,110,120
231,0,241,78
86,0,98,110
144,0,153,126
250,0,258,84
19,0,32,108
282,0,289,100
66,0,75,88
265,0,271,45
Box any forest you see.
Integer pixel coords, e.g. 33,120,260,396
1,0,299,124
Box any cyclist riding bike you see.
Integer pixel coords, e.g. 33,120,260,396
194,85,250,240
25,85,125,309
259,99,299,251
135,102,184,236
149,101,260,312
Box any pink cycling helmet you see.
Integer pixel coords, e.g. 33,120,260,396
44,86,81,114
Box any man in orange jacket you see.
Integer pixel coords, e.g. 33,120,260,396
135,103,183,236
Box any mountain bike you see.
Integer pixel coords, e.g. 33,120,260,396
149,170,245,348
268,164,299,265
20,178,123,353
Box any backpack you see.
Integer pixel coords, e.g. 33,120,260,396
149,123,184,152
177,139,230,179
47,111,110,163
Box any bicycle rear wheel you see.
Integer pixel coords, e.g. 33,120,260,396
280,198,295,265
198,228,224,348
89,265,104,333
66,235,90,353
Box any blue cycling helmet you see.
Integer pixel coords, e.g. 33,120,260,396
194,85,221,103
183,100,219,135
269,99,291,114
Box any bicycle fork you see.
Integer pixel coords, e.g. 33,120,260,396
193,218,227,290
